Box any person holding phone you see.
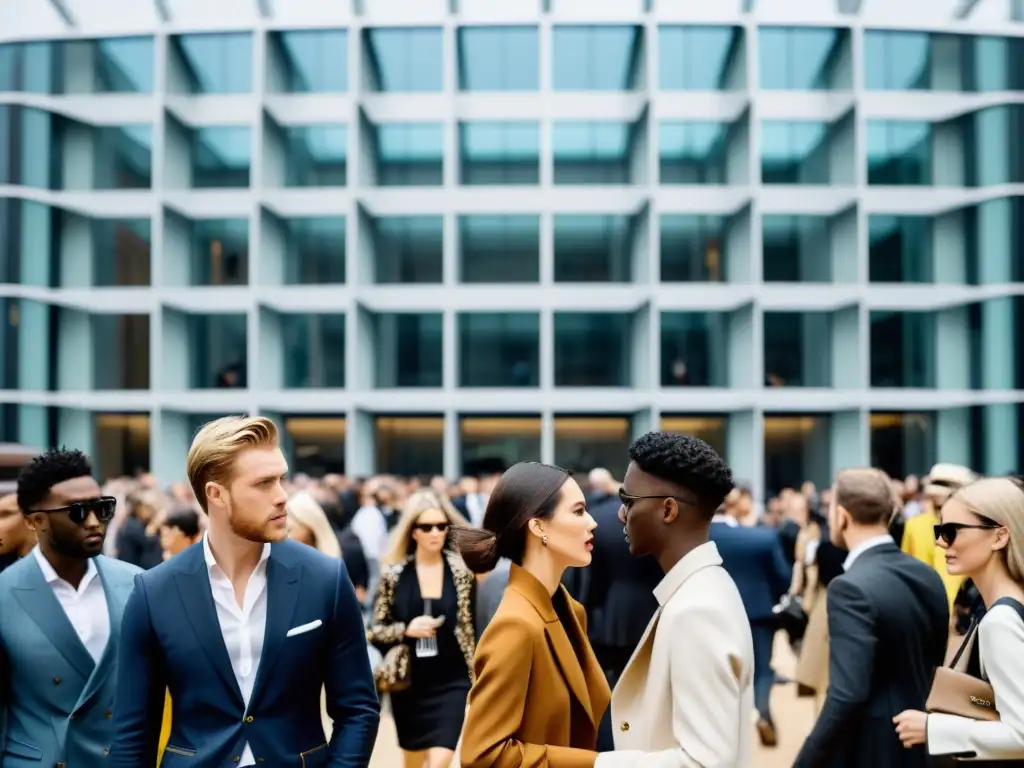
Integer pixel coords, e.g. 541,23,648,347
368,490,476,768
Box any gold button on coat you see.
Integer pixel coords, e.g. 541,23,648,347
245,715,254,723
620,721,630,732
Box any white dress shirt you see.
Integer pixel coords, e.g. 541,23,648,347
203,533,271,767
842,534,894,571
33,546,110,664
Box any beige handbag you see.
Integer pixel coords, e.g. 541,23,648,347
926,618,1000,722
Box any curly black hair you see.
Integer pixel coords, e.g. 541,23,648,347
628,431,734,514
17,448,94,513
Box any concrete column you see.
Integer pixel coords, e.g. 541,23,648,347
935,306,971,389
983,404,1020,475
57,409,94,456
57,309,93,390
345,409,376,476
932,209,966,284
443,410,460,479
725,206,752,282
830,409,867,478
831,305,862,388
60,212,95,287
161,308,190,390
727,304,755,387
726,410,761,499
257,307,282,389
152,410,190,486
161,209,192,286
937,408,971,467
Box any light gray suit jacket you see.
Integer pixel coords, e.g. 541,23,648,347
0,553,141,767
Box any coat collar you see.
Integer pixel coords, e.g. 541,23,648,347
653,540,723,607
507,562,560,623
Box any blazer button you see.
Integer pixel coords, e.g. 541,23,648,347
104,748,110,756
233,756,241,762
53,676,61,685
620,722,630,732
245,715,254,723
105,710,113,719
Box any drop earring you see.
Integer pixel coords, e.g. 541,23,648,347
542,534,549,546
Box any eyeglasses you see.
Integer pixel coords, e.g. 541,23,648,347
413,522,449,534
33,496,117,525
618,488,692,508
934,522,1000,546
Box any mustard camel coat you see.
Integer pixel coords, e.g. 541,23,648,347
458,563,611,768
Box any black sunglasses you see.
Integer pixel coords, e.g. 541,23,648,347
33,496,117,525
618,488,692,507
413,522,449,534
934,522,1000,546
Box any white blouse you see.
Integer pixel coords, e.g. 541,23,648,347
928,603,1024,761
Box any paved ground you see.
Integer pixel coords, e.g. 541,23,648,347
369,634,816,767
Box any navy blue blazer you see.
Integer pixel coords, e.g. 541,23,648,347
710,522,791,622
107,539,380,768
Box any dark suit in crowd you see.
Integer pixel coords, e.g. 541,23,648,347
710,520,791,725
793,540,949,768
567,492,661,751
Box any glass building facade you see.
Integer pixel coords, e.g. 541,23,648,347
1,0,1023,496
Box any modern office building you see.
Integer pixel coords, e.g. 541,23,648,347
0,0,1022,497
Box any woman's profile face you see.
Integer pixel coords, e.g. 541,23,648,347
411,509,449,555
541,479,596,568
938,498,1000,577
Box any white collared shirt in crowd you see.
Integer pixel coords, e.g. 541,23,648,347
33,546,110,664
711,513,738,527
842,533,894,571
203,533,271,767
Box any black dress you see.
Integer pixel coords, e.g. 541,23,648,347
389,560,471,751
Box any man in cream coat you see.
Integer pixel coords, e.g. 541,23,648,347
596,432,754,768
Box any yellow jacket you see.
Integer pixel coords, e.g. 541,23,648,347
157,691,172,765
902,509,962,612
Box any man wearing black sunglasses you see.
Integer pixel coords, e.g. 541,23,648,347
0,447,142,768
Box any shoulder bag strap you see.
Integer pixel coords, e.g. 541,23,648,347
989,596,1024,626
950,614,981,671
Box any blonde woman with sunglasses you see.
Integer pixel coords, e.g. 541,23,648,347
895,477,1024,762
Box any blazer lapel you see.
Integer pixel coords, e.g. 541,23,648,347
616,606,662,692
248,548,301,709
545,622,595,723
174,547,244,708
12,557,95,680
74,560,127,713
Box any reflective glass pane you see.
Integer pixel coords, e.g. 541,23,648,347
459,215,539,283
966,106,1024,187
553,215,634,282
173,33,253,94
659,26,740,90
280,313,346,388
90,218,151,287
659,214,727,282
659,121,729,184
868,215,933,283
764,414,832,494
191,218,249,286
970,36,1024,92
870,311,936,387
364,28,444,93
553,416,631,474
0,42,57,93
457,27,539,91
459,313,540,387
553,26,641,91
461,416,542,473
761,121,830,184
372,215,443,284
660,312,729,387
762,215,832,282
0,106,57,189
864,31,931,90
273,29,348,93
554,312,632,387
759,27,846,90
93,414,151,480
869,412,936,478
0,200,57,287
375,416,444,475
93,126,151,190
553,122,632,184
375,123,443,186
191,126,251,188
0,299,52,390
88,314,150,389
866,120,932,186
459,122,539,185
284,417,346,476
283,217,345,285
94,37,155,93
764,312,833,387
373,312,443,387
286,125,347,187
187,313,248,389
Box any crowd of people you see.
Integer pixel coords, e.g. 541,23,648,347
0,414,1023,767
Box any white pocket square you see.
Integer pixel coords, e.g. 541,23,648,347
286,619,323,637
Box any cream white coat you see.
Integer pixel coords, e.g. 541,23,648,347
595,541,754,768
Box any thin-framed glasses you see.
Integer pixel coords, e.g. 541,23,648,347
33,496,117,525
934,522,1000,546
618,488,692,508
